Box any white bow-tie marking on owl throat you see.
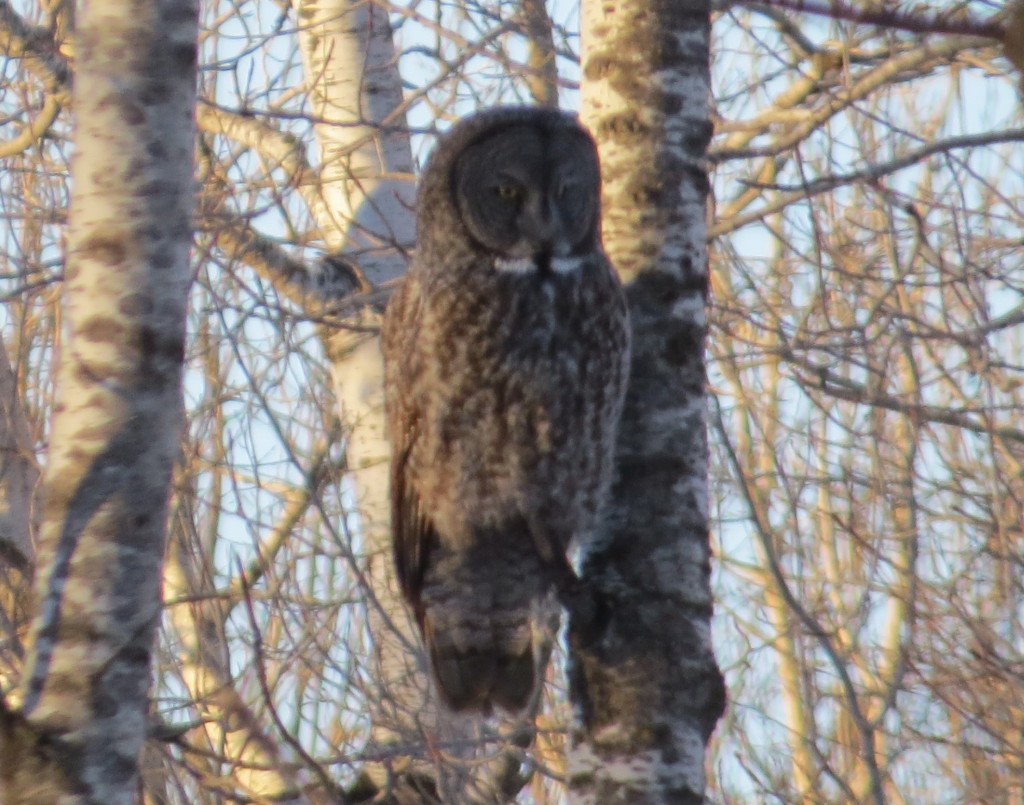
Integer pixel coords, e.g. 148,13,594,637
495,255,585,274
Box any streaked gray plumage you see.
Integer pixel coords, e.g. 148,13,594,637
381,107,630,714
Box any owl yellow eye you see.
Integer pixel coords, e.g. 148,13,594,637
495,184,522,201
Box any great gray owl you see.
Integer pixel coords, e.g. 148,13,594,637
381,106,630,714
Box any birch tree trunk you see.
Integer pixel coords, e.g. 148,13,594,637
289,0,422,779
290,1,452,799
0,0,197,798
571,1,725,801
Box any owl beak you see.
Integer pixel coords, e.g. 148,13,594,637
520,197,569,256
520,198,554,244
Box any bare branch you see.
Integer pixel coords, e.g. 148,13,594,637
725,0,1005,40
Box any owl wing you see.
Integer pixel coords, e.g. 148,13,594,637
382,277,435,621
390,418,436,619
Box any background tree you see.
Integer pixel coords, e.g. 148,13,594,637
709,3,1021,803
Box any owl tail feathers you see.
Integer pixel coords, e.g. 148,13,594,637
423,617,537,714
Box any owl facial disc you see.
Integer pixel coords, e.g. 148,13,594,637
449,122,600,274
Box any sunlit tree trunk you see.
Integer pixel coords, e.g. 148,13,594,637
521,0,560,108
289,0,424,792
162,495,309,804
0,0,197,798
572,1,725,802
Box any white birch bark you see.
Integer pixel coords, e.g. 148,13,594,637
293,0,415,283
0,0,197,798
570,1,724,802
290,1,451,799
290,0,420,757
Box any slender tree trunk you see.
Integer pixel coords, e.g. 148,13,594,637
291,3,536,801
0,0,197,799
520,0,560,108
292,0,415,281
570,1,725,802
0,337,38,690
288,0,427,793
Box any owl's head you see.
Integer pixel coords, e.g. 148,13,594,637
417,108,601,271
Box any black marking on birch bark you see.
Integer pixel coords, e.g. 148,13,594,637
22,417,167,716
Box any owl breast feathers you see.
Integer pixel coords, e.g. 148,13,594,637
381,106,630,714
